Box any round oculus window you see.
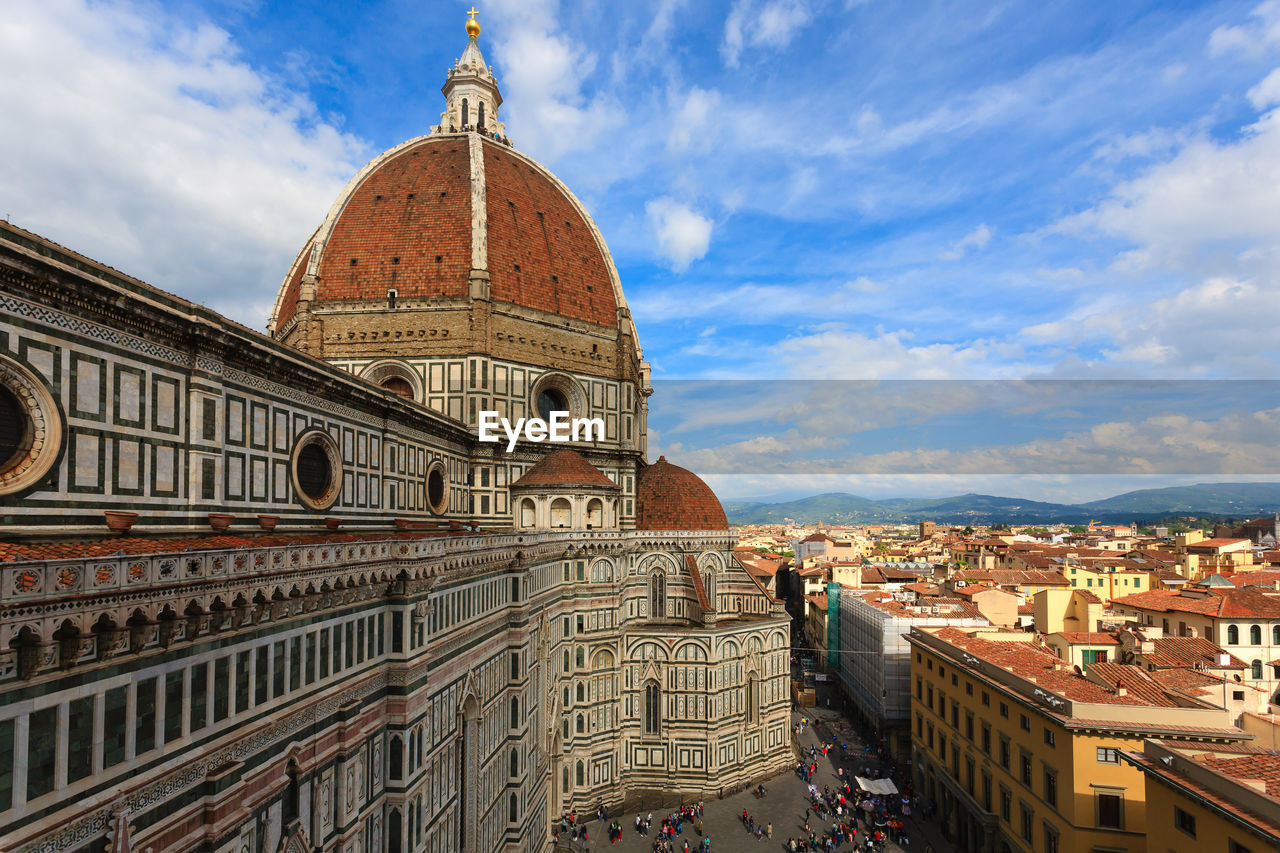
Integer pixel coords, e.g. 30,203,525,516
0,355,62,497
290,430,343,510
426,461,448,515
536,387,568,421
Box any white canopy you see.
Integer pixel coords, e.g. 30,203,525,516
855,777,899,795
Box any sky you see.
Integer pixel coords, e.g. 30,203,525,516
4,0,1280,504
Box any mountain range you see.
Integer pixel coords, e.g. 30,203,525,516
721,482,1280,526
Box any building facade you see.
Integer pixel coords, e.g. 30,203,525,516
0,17,791,853
908,626,1252,853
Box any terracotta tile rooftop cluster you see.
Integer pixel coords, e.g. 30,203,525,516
931,627,1178,707
1142,636,1245,669
1222,570,1280,588
510,448,618,490
953,569,1071,587
636,457,728,531
1199,753,1280,797
0,530,470,564
1055,631,1121,644
1112,587,1280,618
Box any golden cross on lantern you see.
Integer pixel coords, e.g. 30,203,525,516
467,7,479,21
465,6,481,36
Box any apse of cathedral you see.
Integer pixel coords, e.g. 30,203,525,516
0,13,790,853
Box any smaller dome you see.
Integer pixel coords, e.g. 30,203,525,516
511,448,618,490
636,457,728,531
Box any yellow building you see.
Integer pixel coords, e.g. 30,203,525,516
1123,740,1280,852
1064,565,1150,602
908,626,1251,853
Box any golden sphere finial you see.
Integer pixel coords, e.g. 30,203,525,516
466,7,481,37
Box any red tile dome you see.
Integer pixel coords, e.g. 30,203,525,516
511,448,618,490
636,457,728,531
270,134,623,333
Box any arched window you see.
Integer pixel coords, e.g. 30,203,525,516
575,760,584,787
563,686,570,707
390,734,404,779
1252,625,1263,645
461,97,469,128
509,697,519,729
478,101,486,129
1253,659,1264,680
551,497,572,528
520,498,536,529
576,713,584,733
576,646,585,668
509,748,519,778
746,673,759,723
705,570,716,607
649,572,666,619
562,718,568,739
644,680,660,734
508,792,517,823
576,683,585,702
1228,625,1240,645
586,498,603,528
1274,625,1280,645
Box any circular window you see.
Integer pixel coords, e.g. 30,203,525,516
536,387,567,421
425,461,448,515
0,355,62,497
290,430,342,510
530,373,584,423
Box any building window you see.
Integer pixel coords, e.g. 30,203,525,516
1043,822,1060,853
1043,728,1055,747
1020,752,1033,786
1253,659,1264,680
1020,713,1030,731
1098,793,1124,829
1228,625,1240,645
1251,624,1262,645
747,674,759,723
644,681,660,734
1173,805,1195,838
1230,840,1255,853
999,702,1008,718
1043,768,1057,807
981,691,990,706
0,353,63,497
1020,804,1034,842
999,787,1011,822
649,572,666,619
426,461,448,515
1097,747,1119,763
999,737,1010,769
981,724,990,755
575,760,584,787
291,429,343,510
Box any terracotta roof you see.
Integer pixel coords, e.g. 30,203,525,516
685,555,714,613
510,448,618,490
1087,663,1181,707
274,136,618,331
0,529,470,564
1113,588,1280,618
1142,637,1245,669
1222,570,1280,589
930,628,1177,707
1185,538,1251,549
1055,632,1120,644
635,457,727,531
1073,589,1103,603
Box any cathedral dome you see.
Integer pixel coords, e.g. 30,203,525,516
636,457,729,531
269,133,623,333
511,448,619,491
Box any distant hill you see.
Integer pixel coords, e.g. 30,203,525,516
722,482,1280,526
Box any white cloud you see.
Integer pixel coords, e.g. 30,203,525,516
0,0,367,328
1209,0,1280,58
485,0,625,164
667,87,721,153
722,0,812,68
1249,67,1280,108
939,223,993,260
772,324,1030,379
645,197,713,271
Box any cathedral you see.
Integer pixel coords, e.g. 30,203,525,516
0,13,791,853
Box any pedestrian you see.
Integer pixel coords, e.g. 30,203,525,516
766,822,772,838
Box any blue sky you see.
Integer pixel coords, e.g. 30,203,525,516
5,0,1280,502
